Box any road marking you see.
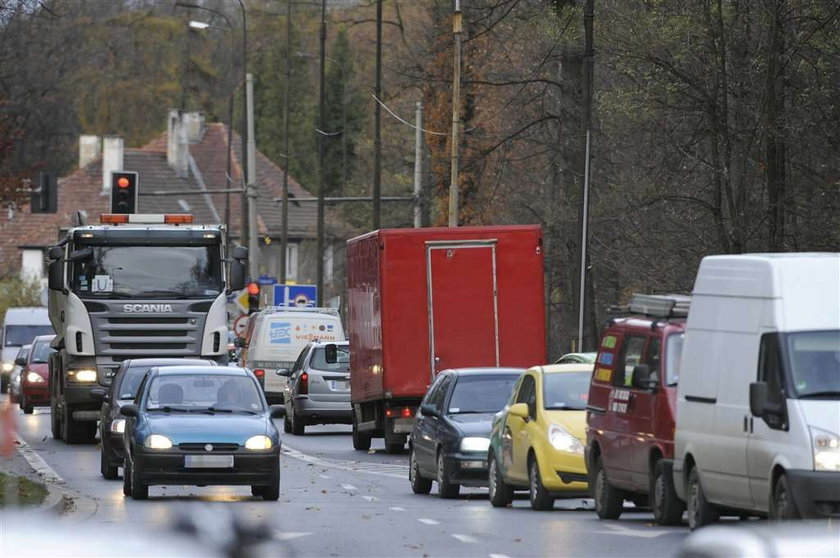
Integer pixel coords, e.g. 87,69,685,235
272,530,313,541
452,534,479,544
319,474,331,479
417,518,439,525
15,437,64,484
340,483,357,491
362,495,378,502
489,554,512,558
599,523,673,539
389,506,405,512
281,445,409,480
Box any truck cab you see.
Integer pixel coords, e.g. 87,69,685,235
585,293,689,525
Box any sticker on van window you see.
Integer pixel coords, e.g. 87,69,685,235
598,352,614,365
595,368,612,382
602,335,617,349
269,322,291,344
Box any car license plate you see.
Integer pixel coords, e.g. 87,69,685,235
330,380,348,390
184,455,234,468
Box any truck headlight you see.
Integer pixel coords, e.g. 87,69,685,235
245,435,272,450
68,369,97,383
144,434,173,449
460,437,490,452
549,424,584,454
25,372,44,384
811,427,840,472
2,362,13,373
110,419,126,434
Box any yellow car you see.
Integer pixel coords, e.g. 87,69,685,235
488,363,591,510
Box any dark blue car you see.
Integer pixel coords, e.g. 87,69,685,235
120,365,284,500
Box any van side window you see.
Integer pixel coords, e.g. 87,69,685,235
758,333,786,411
646,337,661,383
615,336,646,387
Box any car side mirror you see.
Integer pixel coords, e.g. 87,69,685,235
275,368,291,377
270,405,286,418
631,364,658,390
89,387,107,401
48,260,64,291
120,404,139,418
324,343,337,364
419,403,439,418
749,381,768,417
509,402,529,419
15,357,26,366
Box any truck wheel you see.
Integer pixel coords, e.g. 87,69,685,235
687,466,718,530
51,400,62,440
352,417,371,451
770,474,799,520
63,410,97,444
262,470,280,501
488,452,514,507
652,460,684,526
529,457,555,511
409,447,432,494
594,455,623,519
437,451,460,499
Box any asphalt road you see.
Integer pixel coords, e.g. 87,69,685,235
6,403,698,557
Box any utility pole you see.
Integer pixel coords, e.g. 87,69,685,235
280,0,291,285
372,0,382,230
238,0,250,264
448,0,463,227
316,0,326,306
414,101,424,228
246,73,259,281
577,0,594,351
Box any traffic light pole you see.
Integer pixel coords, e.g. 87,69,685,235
246,73,259,281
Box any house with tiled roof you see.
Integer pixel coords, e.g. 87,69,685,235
0,110,337,296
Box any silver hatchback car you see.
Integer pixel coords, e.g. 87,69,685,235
281,341,351,435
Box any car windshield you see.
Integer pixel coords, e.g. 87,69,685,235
145,374,263,413
664,332,684,386
70,244,223,299
310,346,350,372
4,325,53,346
787,330,840,399
543,372,590,410
30,340,56,363
447,374,520,414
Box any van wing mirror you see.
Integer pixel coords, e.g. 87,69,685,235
324,343,338,364
749,381,768,417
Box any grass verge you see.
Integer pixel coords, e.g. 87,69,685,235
0,472,48,507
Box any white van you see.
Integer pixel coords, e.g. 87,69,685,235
1,307,53,393
673,253,840,529
241,307,345,403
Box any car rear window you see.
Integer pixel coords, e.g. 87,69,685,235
447,374,520,414
310,346,350,372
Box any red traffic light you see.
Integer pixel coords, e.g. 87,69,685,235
117,177,131,188
247,283,260,295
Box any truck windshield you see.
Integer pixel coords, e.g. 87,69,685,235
4,325,53,346
70,245,223,299
787,330,840,399
664,332,684,386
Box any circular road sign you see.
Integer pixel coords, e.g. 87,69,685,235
233,314,249,338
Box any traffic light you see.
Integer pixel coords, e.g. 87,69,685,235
247,282,260,315
110,171,138,214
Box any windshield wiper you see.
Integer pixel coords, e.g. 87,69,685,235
450,410,492,415
147,406,193,413
202,407,234,414
798,391,840,399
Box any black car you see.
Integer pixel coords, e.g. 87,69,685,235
120,365,284,500
91,358,216,480
408,368,523,498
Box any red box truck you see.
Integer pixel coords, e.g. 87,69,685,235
347,225,547,453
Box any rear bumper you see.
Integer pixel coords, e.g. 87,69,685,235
134,447,280,487
295,397,352,424
786,470,840,518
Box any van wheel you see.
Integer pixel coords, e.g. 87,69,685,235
437,451,460,499
488,452,514,507
652,460,684,526
529,457,555,511
352,417,371,451
594,455,623,519
687,467,718,530
409,447,432,494
770,474,799,520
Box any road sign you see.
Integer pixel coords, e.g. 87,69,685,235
258,275,277,286
233,314,249,338
235,289,249,313
272,284,318,307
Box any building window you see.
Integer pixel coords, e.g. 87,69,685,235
20,249,46,281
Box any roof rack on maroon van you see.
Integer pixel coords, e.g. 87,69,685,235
607,293,690,320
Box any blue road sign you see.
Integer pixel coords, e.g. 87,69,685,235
258,275,278,286
272,284,318,307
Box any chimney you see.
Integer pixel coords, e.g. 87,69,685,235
167,109,189,178
183,112,206,144
101,136,124,193
79,135,100,169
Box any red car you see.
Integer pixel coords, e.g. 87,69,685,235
585,294,688,525
20,334,55,415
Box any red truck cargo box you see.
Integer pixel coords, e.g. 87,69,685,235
347,225,546,404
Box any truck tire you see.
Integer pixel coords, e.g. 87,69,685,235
51,399,62,440
352,416,371,451
652,460,684,526
529,457,555,511
63,409,96,444
437,451,460,499
488,452,514,508
594,455,623,520
409,447,432,494
770,474,799,520
687,466,718,530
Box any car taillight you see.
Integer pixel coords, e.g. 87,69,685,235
385,407,413,419
401,406,413,418
299,372,308,395
254,369,265,380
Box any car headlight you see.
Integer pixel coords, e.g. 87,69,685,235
245,435,273,450
460,437,490,453
25,371,45,384
68,369,97,383
811,427,840,472
2,362,13,372
110,419,126,434
144,434,173,449
548,423,584,454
